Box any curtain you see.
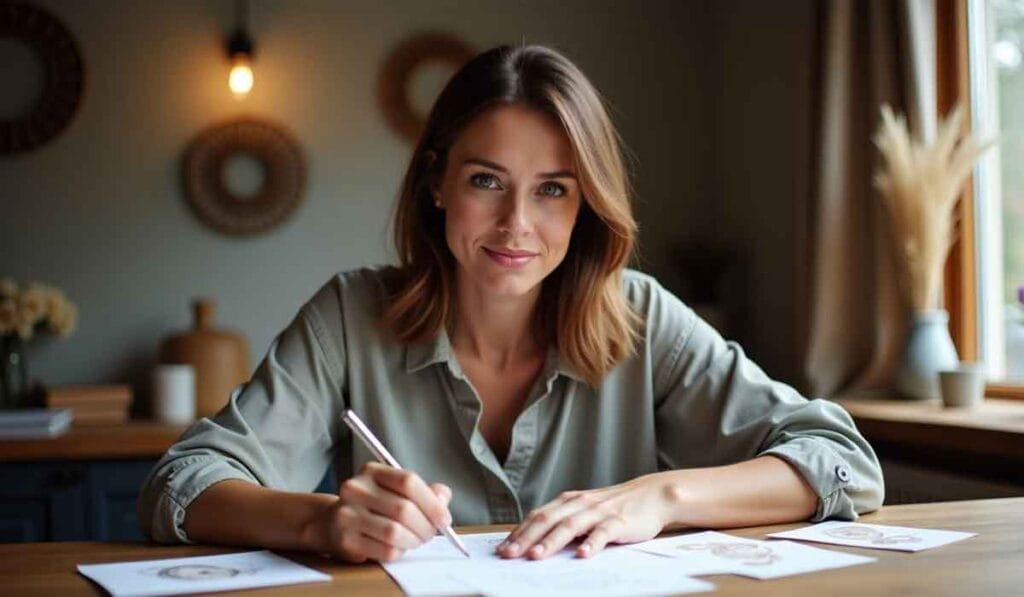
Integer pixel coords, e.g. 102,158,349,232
801,0,937,397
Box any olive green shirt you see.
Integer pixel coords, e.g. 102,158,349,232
139,268,884,544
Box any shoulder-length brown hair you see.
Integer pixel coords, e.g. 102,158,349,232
381,44,640,386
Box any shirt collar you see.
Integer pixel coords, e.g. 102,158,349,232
404,328,587,385
404,328,453,373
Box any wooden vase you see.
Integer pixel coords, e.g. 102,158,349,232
160,298,249,418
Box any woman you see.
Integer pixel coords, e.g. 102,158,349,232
139,45,883,564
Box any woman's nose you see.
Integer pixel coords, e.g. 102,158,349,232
497,191,533,235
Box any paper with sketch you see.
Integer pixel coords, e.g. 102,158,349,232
766,521,977,552
382,531,714,596
630,531,874,579
77,550,331,596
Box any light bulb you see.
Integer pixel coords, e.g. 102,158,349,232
228,54,254,99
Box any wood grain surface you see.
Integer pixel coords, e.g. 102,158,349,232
0,498,1020,595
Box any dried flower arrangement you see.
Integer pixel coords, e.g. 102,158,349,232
0,278,77,340
873,104,993,312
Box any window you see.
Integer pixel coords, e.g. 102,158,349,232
966,0,1024,387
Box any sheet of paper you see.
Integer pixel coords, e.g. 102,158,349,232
630,531,874,579
382,531,714,596
766,520,977,552
77,550,331,596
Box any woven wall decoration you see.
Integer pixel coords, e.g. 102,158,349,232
0,2,85,155
377,32,475,142
182,118,305,236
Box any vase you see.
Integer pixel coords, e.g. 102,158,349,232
0,334,29,409
160,298,249,418
895,309,959,400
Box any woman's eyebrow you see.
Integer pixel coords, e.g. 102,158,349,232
462,157,576,179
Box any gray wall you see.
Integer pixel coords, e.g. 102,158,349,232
0,0,815,405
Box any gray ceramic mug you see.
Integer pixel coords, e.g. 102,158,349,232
937,364,986,408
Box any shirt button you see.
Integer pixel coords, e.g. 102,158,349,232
835,464,851,483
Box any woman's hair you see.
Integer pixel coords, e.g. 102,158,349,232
381,44,640,386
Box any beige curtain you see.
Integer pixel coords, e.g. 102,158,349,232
801,0,937,398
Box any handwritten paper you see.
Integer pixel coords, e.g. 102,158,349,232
77,550,330,596
382,532,715,596
631,531,874,579
766,521,977,552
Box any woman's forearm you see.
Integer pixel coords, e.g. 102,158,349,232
658,455,818,529
183,479,336,553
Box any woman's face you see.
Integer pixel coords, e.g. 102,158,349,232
434,104,582,300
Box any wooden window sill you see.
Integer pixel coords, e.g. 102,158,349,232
835,392,1024,482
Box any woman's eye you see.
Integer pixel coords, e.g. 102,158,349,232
469,173,502,190
538,181,567,197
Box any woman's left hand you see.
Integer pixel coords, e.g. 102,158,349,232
496,473,677,560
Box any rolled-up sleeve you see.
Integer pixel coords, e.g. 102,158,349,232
650,287,884,521
138,285,347,543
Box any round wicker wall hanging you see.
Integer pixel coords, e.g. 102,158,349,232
377,32,475,142
0,2,85,155
182,118,305,236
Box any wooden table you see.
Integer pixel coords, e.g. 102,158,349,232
1,497,1021,595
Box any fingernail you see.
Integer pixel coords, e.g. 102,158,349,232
507,541,520,554
529,544,544,558
577,543,591,557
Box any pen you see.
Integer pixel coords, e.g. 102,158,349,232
341,409,470,558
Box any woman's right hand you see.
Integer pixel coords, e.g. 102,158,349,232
315,462,453,563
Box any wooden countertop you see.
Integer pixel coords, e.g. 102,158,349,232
1,497,1021,595
0,421,186,462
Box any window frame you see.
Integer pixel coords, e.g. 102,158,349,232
940,0,1024,400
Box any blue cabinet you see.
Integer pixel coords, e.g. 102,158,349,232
0,462,89,542
0,460,337,542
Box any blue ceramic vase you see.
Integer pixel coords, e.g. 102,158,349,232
895,309,959,400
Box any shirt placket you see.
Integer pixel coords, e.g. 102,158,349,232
438,356,522,523
499,357,562,516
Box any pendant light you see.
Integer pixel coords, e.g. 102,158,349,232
227,0,254,99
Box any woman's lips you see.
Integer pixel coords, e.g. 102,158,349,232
483,247,537,268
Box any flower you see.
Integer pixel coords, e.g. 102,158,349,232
18,284,48,326
48,297,77,337
0,278,77,341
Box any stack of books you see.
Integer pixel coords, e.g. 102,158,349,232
0,408,73,439
45,385,133,426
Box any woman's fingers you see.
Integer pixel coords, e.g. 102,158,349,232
429,482,453,508
370,464,453,532
526,506,609,559
339,529,405,562
577,516,626,557
339,472,435,543
498,492,591,558
334,469,458,563
346,506,424,550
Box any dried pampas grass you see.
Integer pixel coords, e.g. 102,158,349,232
873,104,993,312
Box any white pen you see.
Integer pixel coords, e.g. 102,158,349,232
341,409,470,558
